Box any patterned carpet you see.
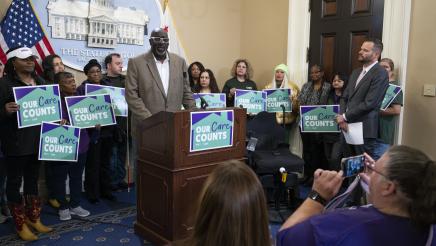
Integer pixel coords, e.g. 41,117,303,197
0,186,309,245
0,188,152,246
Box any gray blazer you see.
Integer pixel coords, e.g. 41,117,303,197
340,63,389,138
125,51,196,135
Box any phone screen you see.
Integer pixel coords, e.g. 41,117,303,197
341,155,365,177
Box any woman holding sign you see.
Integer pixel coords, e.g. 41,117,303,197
0,47,52,241
222,59,257,107
298,64,331,185
374,58,403,160
264,64,301,153
77,59,116,204
322,72,348,170
42,54,66,209
192,69,221,93
51,72,91,221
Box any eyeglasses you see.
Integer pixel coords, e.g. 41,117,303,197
150,37,169,43
364,163,390,180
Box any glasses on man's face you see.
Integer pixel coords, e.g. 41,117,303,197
150,37,169,43
364,163,389,179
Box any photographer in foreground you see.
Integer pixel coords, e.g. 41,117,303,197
277,145,436,246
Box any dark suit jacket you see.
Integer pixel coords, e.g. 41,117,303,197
125,51,196,135
340,63,389,138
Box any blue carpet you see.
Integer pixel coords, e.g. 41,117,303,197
0,188,150,246
0,185,311,245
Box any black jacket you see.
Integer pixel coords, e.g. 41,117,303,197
0,75,46,156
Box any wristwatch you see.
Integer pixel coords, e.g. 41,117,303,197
308,190,327,206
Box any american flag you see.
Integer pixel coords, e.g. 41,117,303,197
0,0,54,74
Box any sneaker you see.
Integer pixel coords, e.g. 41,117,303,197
70,206,90,217
59,209,71,221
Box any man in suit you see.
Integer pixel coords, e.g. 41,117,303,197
336,38,389,157
126,28,196,135
125,28,196,181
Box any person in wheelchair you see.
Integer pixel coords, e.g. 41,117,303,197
263,64,300,149
277,145,436,246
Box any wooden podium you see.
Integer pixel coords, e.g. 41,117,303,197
134,108,246,245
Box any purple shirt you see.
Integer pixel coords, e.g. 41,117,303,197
277,205,430,246
61,95,89,154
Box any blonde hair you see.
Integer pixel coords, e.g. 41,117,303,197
230,59,254,80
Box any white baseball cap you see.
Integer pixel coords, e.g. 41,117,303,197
6,47,38,60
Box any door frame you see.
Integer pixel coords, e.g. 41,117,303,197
287,0,411,144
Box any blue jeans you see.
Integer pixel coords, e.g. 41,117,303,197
110,142,127,186
51,153,86,209
372,139,390,161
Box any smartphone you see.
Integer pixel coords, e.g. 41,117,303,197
341,155,365,177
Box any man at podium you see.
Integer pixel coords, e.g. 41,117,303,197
126,27,196,135
125,28,196,181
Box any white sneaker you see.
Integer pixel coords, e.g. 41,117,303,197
70,206,90,217
59,209,71,221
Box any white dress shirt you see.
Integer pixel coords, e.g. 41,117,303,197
154,54,170,96
355,60,378,88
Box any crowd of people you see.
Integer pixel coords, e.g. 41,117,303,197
0,27,432,246
0,48,129,240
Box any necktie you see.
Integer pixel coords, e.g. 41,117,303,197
355,69,367,88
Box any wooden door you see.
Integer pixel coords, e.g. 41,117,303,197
309,0,384,82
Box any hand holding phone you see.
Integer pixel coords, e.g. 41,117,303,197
341,155,365,177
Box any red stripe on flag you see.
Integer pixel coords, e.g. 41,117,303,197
34,42,47,60
0,48,7,65
34,61,43,75
42,37,54,54
34,43,46,75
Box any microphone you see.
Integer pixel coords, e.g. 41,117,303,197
197,94,208,110
279,167,287,183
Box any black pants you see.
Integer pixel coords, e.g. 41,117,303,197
5,155,40,203
84,137,113,199
301,132,327,177
44,161,55,199
323,140,343,171
51,153,86,209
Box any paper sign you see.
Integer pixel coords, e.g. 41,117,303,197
65,94,116,128
343,122,364,145
193,93,226,109
300,105,340,132
190,110,234,152
85,84,128,117
264,89,292,113
380,83,402,110
38,122,80,162
13,85,62,128
234,89,266,114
